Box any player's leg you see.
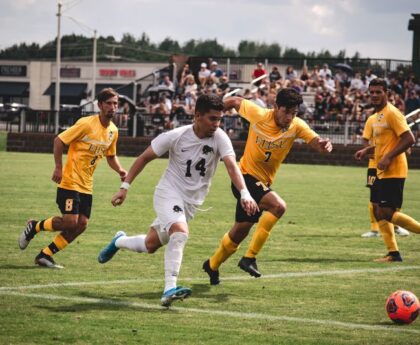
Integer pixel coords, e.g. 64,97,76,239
19,188,72,250
35,189,91,268
98,225,163,263
361,202,381,238
204,221,254,285
373,179,402,262
161,222,191,307
244,191,286,259
362,169,381,238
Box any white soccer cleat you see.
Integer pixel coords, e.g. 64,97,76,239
361,231,380,238
395,226,410,237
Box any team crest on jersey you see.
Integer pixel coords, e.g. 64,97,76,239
202,145,214,155
173,205,183,213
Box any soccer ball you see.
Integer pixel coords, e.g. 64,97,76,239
386,290,420,325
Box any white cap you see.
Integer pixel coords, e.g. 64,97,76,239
211,61,218,65
201,63,207,68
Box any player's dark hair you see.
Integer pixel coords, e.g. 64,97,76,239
195,93,224,114
276,88,303,108
369,78,388,91
97,88,119,103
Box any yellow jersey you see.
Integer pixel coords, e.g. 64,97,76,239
238,100,318,185
58,115,118,194
362,115,377,169
364,103,409,179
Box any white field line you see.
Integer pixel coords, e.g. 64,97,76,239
0,265,419,291
1,290,420,335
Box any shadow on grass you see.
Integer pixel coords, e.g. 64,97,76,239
0,264,43,270
265,257,367,263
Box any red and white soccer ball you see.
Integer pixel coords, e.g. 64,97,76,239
386,290,420,325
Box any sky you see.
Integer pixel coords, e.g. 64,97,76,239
0,0,418,60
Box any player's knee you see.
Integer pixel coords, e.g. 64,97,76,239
63,218,78,231
271,200,287,218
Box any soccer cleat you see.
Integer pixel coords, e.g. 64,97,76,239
202,259,220,285
19,220,38,250
238,256,261,278
361,230,380,238
373,252,403,263
395,226,410,237
35,251,64,269
160,286,192,307
98,231,126,263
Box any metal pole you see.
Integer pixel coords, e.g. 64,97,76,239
132,82,137,137
92,30,97,102
54,1,62,134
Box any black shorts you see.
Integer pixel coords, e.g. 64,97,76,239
56,187,93,218
231,174,272,223
370,178,405,209
367,168,380,203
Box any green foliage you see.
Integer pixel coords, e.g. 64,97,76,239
1,152,420,344
0,33,367,62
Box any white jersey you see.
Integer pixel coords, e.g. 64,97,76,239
151,125,235,205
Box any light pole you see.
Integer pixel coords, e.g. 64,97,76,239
54,1,62,134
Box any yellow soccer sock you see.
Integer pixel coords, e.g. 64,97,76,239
245,212,279,258
378,220,399,252
368,202,379,232
41,234,69,257
35,217,55,233
209,233,239,270
391,212,420,234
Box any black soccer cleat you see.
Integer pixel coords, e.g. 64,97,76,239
202,259,220,285
19,220,38,250
35,251,64,269
238,256,261,278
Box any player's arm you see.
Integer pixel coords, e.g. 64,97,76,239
377,130,415,171
111,146,158,206
52,136,65,184
354,138,374,160
308,136,333,153
222,155,259,216
106,155,127,181
223,96,243,113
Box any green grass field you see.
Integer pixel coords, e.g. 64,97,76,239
1,151,419,345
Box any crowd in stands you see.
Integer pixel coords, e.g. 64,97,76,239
137,60,420,142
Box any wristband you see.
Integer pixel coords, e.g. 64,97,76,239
120,182,130,190
240,188,251,200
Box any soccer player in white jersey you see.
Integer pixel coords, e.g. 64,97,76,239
98,94,258,307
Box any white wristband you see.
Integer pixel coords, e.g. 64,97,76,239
240,188,251,200
120,182,130,190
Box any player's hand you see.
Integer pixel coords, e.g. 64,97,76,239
118,169,128,182
354,148,367,160
241,198,259,216
319,138,333,153
377,156,391,171
111,189,127,207
51,167,62,184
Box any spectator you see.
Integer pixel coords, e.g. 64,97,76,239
319,63,332,79
210,61,223,83
160,75,175,91
252,62,267,86
350,73,364,91
405,90,420,114
365,69,377,83
269,66,282,83
198,63,211,87
285,66,297,81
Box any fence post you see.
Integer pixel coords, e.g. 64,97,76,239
20,109,26,133
227,58,230,81
344,120,349,146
